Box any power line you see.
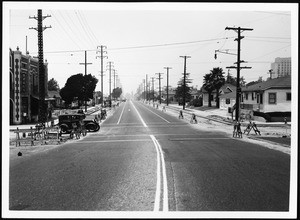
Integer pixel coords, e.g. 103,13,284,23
75,10,95,49
30,37,236,54
50,10,82,50
78,11,100,45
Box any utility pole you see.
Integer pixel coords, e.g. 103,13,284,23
106,61,114,106
143,79,146,101
225,26,253,121
156,73,163,104
179,56,191,110
146,74,148,101
113,69,118,100
79,51,93,112
164,67,172,106
96,45,107,106
150,77,155,105
29,9,51,124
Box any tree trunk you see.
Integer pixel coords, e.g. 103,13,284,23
208,92,212,107
216,89,220,108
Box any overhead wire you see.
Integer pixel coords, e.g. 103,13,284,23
75,10,96,49
78,11,100,46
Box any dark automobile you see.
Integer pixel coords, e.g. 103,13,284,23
58,114,86,134
83,116,100,132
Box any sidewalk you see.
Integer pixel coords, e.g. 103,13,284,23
146,101,292,153
166,103,291,127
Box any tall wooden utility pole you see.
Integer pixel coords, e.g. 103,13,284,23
79,51,92,112
156,73,163,104
107,61,114,106
225,26,253,121
143,79,146,100
179,56,191,110
164,67,172,106
150,77,155,105
146,74,148,101
29,9,51,124
96,45,107,106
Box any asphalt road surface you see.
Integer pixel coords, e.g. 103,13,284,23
9,100,290,212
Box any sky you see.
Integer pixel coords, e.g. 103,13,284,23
4,2,298,97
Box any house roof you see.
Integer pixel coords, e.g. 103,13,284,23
200,83,236,93
48,90,61,98
242,75,291,92
220,91,236,99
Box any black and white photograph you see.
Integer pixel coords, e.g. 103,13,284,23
2,1,298,219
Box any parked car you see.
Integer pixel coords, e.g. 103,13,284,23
58,114,86,135
83,116,100,132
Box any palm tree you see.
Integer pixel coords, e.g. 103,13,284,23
203,73,215,107
211,67,225,108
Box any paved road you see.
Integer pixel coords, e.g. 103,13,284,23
9,100,290,212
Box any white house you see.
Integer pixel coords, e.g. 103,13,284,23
241,75,291,112
201,83,236,107
240,75,291,122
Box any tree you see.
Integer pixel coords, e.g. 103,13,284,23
112,87,122,100
226,72,246,87
175,79,192,105
59,73,98,107
203,73,215,107
211,67,225,108
175,71,192,108
48,78,60,91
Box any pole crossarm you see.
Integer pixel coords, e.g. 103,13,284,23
96,45,107,106
225,26,253,121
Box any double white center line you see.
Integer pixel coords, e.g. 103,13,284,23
131,101,168,211
150,135,169,212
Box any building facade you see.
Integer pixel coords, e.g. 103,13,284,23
10,47,48,125
270,57,291,79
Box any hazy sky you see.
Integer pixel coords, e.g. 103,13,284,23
4,2,297,96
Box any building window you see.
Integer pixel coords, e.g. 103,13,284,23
210,94,214,101
245,93,248,100
226,98,230,104
251,92,254,100
269,93,277,104
286,92,291,101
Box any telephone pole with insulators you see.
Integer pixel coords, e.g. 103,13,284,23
79,51,93,112
179,56,191,110
164,67,172,106
96,45,107,106
29,9,51,124
225,26,253,121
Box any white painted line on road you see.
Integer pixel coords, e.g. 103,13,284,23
150,135,169,212
72,139,152,144
151,135,161,212
169,137,232,141
138,103,170,123
117,102,126,124
130,100,148,128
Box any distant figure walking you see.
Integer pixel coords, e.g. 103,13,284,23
179,110,184,119
162,106,166,112
190,113,198,124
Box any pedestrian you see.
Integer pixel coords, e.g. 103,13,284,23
190,113,197,124
179,110,184,119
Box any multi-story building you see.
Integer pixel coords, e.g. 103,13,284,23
10,47,48,125
270,57,291,79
